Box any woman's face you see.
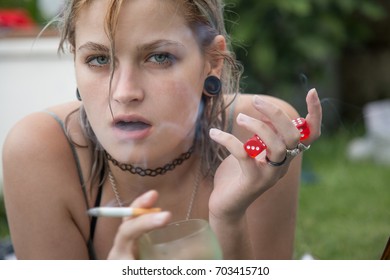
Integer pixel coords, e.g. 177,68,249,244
74,0,212,167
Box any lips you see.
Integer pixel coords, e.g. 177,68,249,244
115,120,151,131
112,115,152,139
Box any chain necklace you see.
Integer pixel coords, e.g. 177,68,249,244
107,164,201,220
105,146,194,177
108,170,124,207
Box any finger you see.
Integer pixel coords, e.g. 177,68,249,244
123,190,169,226
236,113,286,163
304,88,322,143
210,128,262,180
209,128,248,160
109,191,171,260
109,210,171,259
128,190,159,209
118,211,172,240
115,191,171,246
251,95,301,149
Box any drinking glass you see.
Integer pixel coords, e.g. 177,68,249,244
138,219,222,260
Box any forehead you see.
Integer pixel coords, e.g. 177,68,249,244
74,0,194,48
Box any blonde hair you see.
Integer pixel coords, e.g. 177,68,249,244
58,0,243,184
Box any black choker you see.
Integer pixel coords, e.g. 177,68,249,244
105,146,194,177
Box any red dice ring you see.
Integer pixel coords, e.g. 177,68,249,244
292,117,310,140
244,117,310,158
243,135,267,158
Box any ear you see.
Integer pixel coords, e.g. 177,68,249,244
206,35,227,77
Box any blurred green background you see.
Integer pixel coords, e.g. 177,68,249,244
1,0,389,259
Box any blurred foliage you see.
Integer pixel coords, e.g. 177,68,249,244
0,195,8,238
0,0,42,22
224,0,387,95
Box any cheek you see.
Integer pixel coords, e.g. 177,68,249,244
144,77,200,139
75,65,110,102
162,79,202,119
75,69,110,132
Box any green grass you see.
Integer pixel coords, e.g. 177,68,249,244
295,129,390,259
0,188,9,239
0,128,389,259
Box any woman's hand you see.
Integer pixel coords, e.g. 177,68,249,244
208,88,322,220
107,190,171,259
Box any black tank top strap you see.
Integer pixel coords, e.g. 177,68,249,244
87,169,104,260
44,111,90,207
44,110,102,259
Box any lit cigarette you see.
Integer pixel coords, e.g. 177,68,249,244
87,207,161,217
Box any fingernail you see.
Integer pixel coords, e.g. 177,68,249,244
237,113,249,123
253,95,263,106
309,88,318,96
153,212,170,225
209,128,221,137
142,190,155,202
307,88,319,102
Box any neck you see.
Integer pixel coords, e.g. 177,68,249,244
105,145,194,177
109,155,204,221
107,150,201,194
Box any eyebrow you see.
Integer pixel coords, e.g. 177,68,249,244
78,42,110,52
77,39,185,54
139,40,185,52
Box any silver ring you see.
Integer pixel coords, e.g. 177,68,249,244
298,143,311,151
266,155,287,167
286,143,311,158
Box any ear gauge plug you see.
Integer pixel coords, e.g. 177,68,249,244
203,76,222,96
243,118,310,158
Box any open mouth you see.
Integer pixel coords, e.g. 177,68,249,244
115,121,151,131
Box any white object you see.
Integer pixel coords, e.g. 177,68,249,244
37,0,65,20
347,99,390,165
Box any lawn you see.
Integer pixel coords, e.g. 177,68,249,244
0,188,7,238
295,127,390,260
0,127,389,259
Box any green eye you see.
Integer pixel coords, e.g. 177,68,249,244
96,56,109,64
148,53,177,66
87,55,110,67
152,54,169,64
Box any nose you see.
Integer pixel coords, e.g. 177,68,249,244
111,66,145,104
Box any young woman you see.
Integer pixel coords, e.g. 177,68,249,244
2,0,322,259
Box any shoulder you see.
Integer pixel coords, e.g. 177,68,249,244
2,101,90,222
2,101,88,202
2,101,83,166
2,102,93,258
